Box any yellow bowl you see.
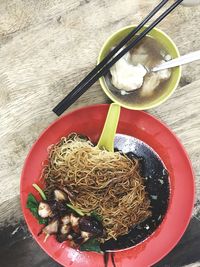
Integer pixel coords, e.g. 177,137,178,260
98,25,181,110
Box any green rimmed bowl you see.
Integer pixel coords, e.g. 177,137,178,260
98,25,181,110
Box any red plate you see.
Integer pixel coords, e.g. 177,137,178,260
20,104,195,267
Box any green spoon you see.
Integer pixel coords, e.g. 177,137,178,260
97,103,121,152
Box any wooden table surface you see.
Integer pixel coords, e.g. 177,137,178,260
0,1,200,266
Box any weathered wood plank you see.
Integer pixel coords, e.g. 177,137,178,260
0,0,200,230
1,0,200,266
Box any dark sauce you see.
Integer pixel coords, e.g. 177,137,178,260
103,252,109,267
103,252,116,267
101,134,170,251
111,252,116,267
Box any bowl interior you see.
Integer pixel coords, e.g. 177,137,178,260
98,26,181,110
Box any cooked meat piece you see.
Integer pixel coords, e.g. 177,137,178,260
60,224,71,235
61,215,70,225
54,189,68,202
79,216,103,237
70,214,80,227
38,202,52,218
67,234,73,240
43,220,59,235
56,223,71,243
80,231,92,243
49,200,69,218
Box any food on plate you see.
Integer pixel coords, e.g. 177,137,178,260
106,36,172,105
27,133,169,252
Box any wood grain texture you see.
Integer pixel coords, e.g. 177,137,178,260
0,0,200,230
1,1,200,266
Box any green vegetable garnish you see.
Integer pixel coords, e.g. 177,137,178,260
90,211,102,222
32,183,47,200
80,238,102,253
26,193,47,224
66,203,84,216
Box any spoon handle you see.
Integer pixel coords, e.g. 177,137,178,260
97,103,121,152
152,50,200,72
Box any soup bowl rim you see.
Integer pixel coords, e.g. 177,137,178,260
97,24,182,110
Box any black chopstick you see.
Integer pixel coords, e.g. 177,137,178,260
53,0,183,116
53,0,168,116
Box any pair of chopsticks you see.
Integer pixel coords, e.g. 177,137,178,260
53,0,183,116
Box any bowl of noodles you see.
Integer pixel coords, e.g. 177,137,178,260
20,104,195,267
